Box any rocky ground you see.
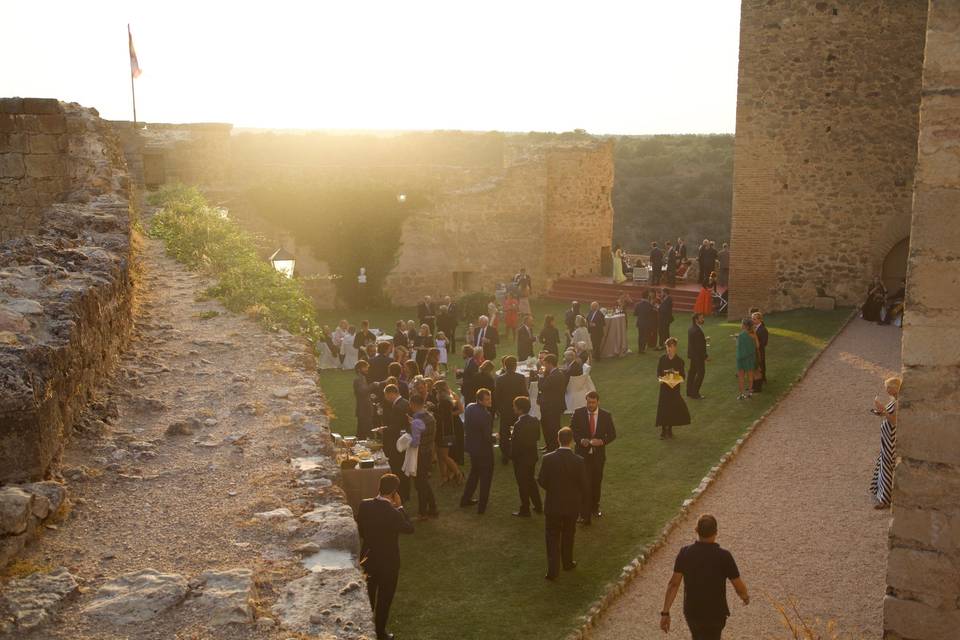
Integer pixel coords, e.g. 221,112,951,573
591,320,901,639
0,218,371,638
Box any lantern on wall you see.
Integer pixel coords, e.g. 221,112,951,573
270,247,296,278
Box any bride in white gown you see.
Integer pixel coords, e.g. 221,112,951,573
340,329,358,370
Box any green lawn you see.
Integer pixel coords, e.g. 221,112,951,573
316,302,850,640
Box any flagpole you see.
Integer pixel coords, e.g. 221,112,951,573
128,23,137,126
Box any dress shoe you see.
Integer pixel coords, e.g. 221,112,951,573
460,499,478,507
533,507,543,514
578,517,591,526
593,511,603,519
377,633,394,640
544,574,558,581
512,511,532,518
563,561,578,571
427,510,440,518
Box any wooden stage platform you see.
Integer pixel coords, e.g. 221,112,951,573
544,276,703,313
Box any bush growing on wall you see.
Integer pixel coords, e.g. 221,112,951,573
147,184,322,339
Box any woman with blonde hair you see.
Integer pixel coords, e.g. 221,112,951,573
870,376,901,509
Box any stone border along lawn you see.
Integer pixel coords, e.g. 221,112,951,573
314,301,852,640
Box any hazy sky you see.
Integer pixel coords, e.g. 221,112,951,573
5,1,741,134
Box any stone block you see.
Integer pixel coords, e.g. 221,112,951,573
0,98,24,114
887,547,960,597
884,595,960,640
28,134,65,154
21,98,61,115
0,153,25,178
1,133,27,153
0,114,16,133
899,413,960,467
24,154,65,178
894,460,960,511
890,504,960,552
0,487,33,535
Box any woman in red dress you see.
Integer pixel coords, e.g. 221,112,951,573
693,271,717,316
503,293,520,340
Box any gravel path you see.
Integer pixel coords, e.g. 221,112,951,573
591,319,901,640
14,223,349,639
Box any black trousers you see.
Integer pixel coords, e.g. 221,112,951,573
686,617,726,640
752,347,766,392
658,321,672,347
666,269,676,286
688,357,706,397
589,328,605,355
582,455,605,519
498,416,513,462
636,325,647,352
513,460,542,513
387,454,411,503
651,268,662,285
415,462,437,515
540,410,561,452
461,452,493,513
545,513,577,577
365,565,399,635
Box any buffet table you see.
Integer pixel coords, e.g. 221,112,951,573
341,464,392,514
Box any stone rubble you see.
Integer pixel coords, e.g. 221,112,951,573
82,569,189,624
0,567,79,634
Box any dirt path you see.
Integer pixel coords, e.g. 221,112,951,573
13,221,362,639
591,320,901,639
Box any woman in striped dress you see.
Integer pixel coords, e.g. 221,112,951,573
870,376,902,509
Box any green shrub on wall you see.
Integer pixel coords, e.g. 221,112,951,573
147,184,322,339
246,184,422,308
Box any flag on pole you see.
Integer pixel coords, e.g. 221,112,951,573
128,24,142,78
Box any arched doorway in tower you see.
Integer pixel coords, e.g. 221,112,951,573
882,237,909,292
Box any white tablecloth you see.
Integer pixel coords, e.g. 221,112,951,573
599,314,629,358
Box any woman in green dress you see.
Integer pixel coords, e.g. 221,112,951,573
735,318,756,400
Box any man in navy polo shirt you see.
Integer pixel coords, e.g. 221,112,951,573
660,514,750,639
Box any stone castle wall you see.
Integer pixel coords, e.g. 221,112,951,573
113,126,614,307
0,99,73,241
0,99,134,483
885,2,960,638
728,0,929,317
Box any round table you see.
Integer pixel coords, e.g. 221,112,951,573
598,313,629,358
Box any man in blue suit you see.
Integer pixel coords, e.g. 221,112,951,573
460,388,495,514
538,427,588,580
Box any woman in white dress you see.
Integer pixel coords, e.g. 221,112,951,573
571,315,593,362
340,326,358,370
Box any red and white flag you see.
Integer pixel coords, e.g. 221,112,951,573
128,24,142,78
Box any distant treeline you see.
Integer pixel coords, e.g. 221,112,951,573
610,134,734,253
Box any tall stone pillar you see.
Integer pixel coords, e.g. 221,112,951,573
884,2,960,638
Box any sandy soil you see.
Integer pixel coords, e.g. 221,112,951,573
591,319,901,640
15,223,340,639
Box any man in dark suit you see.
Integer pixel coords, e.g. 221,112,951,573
459,345,480,405
443,296,459,350
649,242,664,286
752,311,769,393
368,341,394,384
538,427,588,580
687,313,708,400
586,301,606,356
460,388,495,514
564,301,581,348
697,239,718,287
633,291,656,354
473,315,499,362
718,243,730,288
381,385,411,503
570,391,617,525
354,361,377,440
677,237,688,262
665,241,678,286
356,473,414,640
658,288,674,350
510,396,542,517
417,295,436,333
537,354,567,452
494,356,528,465
392,321,408,350
517,314,536,361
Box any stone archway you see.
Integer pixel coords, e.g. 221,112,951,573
881,237,909,292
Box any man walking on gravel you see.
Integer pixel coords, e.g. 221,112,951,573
660,514,749,639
